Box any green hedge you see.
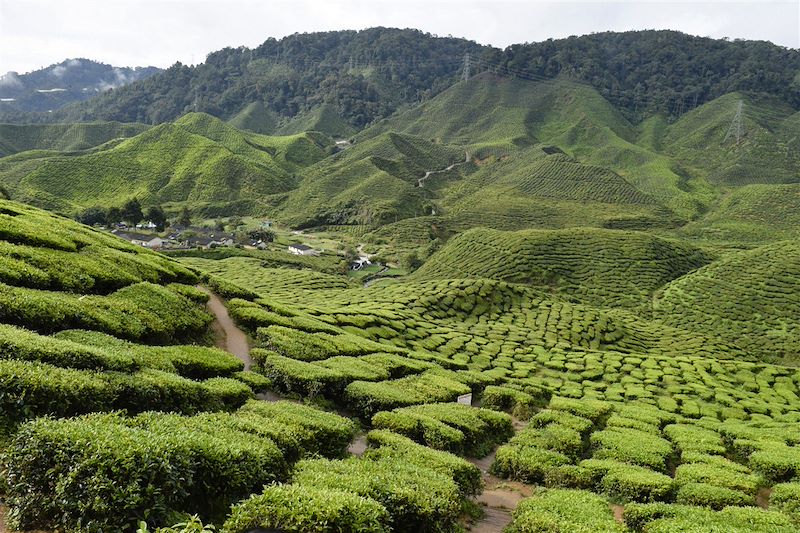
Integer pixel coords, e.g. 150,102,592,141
506,489,625,533
0,360,252,424
481,384,548,420
590,427,675,472
222,484,390,533
492,445,572,483
770,482,800,518
364,429,483,496
4,411,286,532
749,443,800,482
237,400,358,459
291,456,461,533
674,462,760,493
580,459,675,502
55,329,243,378
371,403,513,457
254,349,346,398
345,371,471,419
623,503,796,533
549,396,613,422
258,325,394,361
674,482,752,509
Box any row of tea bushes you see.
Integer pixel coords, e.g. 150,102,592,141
0,281,212,341
0,359,253,424
3,400,356,532
223,430,478,533
371,402,513,457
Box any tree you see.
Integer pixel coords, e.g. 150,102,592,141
106,206,123,225
178,206,192,227
247,228,275,242
122,198,143,226
78,206,108,226
145,205,167,231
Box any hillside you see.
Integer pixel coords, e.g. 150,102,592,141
0,121,150,157
275,131,464,227
0,113,332,215
653,240,800,364
0,59,160,114
412,227,713,309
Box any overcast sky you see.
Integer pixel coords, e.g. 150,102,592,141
1,0,797,74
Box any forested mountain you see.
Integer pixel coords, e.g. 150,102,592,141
0,59,161,115
4,29,797,128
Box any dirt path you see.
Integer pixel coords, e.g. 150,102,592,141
197,286,253,370
467,449,531,532
417,151,470,188
756,487,772,509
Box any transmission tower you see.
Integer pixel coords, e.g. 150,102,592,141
461,53,471,82
723,100,744,145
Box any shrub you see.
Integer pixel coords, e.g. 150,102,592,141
481,385,546,419
372,403,512,457
237,400,358,458
548,396,613,422
592,461,675,502
590,427,674,472
4,411,286,532
492,445,571,483
664,423,726,455
222,484,390,533
258,325,388,361
345,371,471,419
365,429,483,495
506,489,625,533
530,408,594,433
231,370,271,392
674,462,760,493
624,503,796,533
770,482,800,518
544,465,595,489
510,423,585,459
291,456,461,532
675,482,752,509
749,443,800,482
253,349,346,398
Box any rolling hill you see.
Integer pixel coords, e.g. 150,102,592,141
0,121,150,157
412,227,713,309
653,240,800,364
0,113,333,215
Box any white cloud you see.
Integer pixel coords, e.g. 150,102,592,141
0,71,23,88
0,0,797,74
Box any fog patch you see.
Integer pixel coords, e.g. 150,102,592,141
0,72,23,88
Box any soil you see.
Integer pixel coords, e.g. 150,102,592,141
467,447,533,532
756,486,772,509
197,286,253,370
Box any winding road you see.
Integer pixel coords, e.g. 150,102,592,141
417,150,471,188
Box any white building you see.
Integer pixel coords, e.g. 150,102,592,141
288,243,319,256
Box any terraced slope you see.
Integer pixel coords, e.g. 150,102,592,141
681,183,800,243
361,75,715,219
413,227,713,308
276,103,358,139
0,113,332,215
227,101,280,135
276,132,463,227
653,241,800,363
0,122,151,157
661,92,800,186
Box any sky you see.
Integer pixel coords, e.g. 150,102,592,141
0,0,798,74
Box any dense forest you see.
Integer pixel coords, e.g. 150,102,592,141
2,28,797,126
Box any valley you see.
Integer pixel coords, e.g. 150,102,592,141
0,26,798,533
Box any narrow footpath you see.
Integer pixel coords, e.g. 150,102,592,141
467,448,531,532
197,286,253,370
417,150,471,188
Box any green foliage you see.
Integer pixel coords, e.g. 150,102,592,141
371,403,513,457
222,484,390,533
480,384,548,420
291,456,462,532
623,503,797,533
364,429,483,496
506,489,625,533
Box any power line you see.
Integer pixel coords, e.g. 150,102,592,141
723,100,744,145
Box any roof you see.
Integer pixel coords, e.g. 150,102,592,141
113,231,159,242
289,243,312,251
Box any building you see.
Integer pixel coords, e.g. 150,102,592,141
112,230,163,250
351,257,372,271
288,243,319,256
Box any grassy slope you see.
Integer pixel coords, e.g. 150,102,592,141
277,103,357,139
361,75,714,220
0,113,332,214
653,240,800,363
227,101,280,135
275,131,463,227
0,122,151,157
413,227,713,309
